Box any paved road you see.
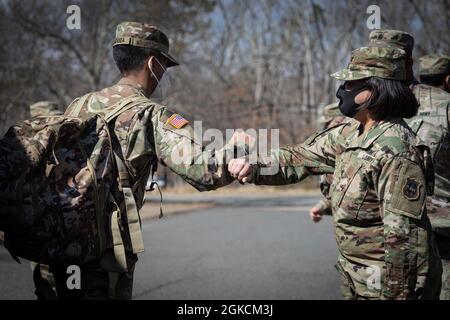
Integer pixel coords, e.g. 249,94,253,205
0,195,341,300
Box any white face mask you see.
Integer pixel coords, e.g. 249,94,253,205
148,57,172,102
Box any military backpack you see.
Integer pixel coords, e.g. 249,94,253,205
0,94,154,270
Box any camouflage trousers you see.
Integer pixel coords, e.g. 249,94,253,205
441,259,450,300
339,272,357,300
49,253,138,300
337,266,377,300
435,233,450,300
337,261,442,300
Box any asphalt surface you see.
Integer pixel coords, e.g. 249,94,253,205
0,194,341,300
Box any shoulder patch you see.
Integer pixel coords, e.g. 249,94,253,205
167,114,189,129
385,159,426,220
403,177,421,200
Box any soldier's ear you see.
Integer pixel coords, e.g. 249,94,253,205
146,56,153,71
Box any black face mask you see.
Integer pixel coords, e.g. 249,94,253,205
336,82,368,118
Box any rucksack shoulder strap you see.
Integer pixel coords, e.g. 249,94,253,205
99,94,154,123
111,146,145,255
65,93,93,117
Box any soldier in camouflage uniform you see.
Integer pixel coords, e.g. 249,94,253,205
229,46,442,299
48,22,243,300
370,30,450,299
309,29,416,225
408,54,450,300
309,103,346,223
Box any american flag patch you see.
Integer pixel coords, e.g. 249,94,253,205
167,114,189,129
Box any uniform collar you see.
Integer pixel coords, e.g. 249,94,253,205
117,77,149,97
346,118,400,150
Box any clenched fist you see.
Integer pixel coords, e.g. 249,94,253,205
309,206,324,223
228,158,253,183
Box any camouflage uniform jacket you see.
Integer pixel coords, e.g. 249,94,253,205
406,84,450,237
65,78,235,261
253,118,441,299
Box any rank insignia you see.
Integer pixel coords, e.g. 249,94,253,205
167,114,189,129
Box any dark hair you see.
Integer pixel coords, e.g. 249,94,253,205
420,74,447,87
361,77,419,120
113,45,161,74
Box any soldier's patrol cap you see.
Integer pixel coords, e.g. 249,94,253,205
29,101,62,117
369,29,414,56
419,53,450,76
112,21,179,68
331,46,406,81
318,102,343,124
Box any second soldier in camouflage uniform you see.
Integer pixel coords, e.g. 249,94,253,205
229,45,442,299
408,54,450,300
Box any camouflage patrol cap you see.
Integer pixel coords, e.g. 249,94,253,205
112,21,179,68
369,29,414,56
318,102,343,124
419,53,450,76
29,101,62,117
331,46,406,81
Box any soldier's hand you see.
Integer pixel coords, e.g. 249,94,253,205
309,206,324,223
228,158,253,183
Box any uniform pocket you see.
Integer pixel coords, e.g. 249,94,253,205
332,163,369,219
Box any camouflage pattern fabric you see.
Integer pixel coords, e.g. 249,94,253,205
313,102,347,217
434,233,450,300
406,84,450,236
28,101,60,299
369,29,414,56
419,54,450,76
318,102,345,125
29,101,62,117
331,46,407,81
252,119,442,299
368,29,419,86
112,21,178,67
406,82,450,300
442,260,450,300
